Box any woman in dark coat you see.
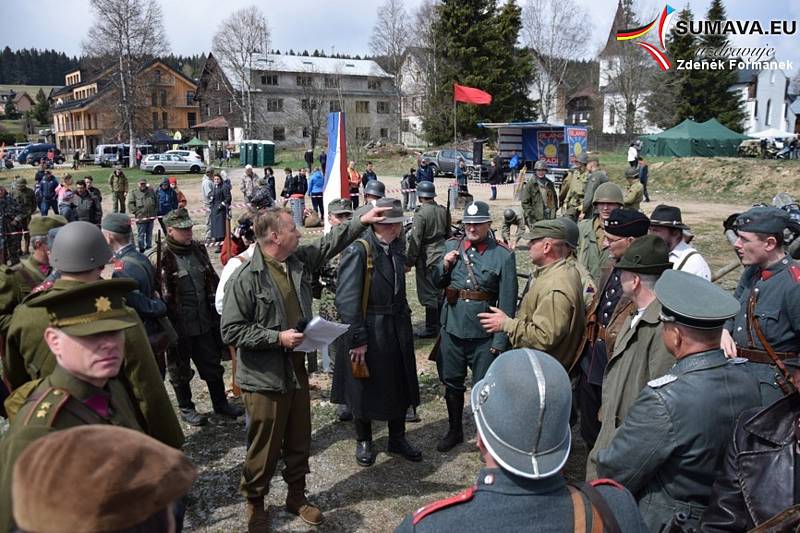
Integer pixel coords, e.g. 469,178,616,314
208,174,231,250
335,198,421,467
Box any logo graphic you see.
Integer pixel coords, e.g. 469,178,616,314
616,5,676,71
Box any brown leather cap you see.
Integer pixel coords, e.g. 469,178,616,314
12,426,196,532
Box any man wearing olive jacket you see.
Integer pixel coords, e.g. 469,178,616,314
221,204,388,532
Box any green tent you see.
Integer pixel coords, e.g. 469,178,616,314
180,137,207,148
640,119,750,157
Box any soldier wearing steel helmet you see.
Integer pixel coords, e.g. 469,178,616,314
577,182,624,284
559,152,589,220
431,201,518,453
582,155,609,219
522,161,556,229
500,208,525,249
558,216,597,309
353,179,387,219
3,221,183,450
623,167,644,211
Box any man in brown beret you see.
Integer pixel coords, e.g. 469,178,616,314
12,425,196,533
0,279,145,531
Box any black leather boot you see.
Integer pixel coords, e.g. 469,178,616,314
172,383,208,426
208,379,244,418
355,419,375,467
414,307,439,338
436,389,464,452
388,418,422,462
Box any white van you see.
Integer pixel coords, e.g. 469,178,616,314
94,144,119,166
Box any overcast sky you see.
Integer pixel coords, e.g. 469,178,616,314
3,0,798,76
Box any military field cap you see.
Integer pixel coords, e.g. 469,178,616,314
416,181,436,198
364,180,386,198
101,213,132,235
12,425,197,532
463,201,492,224
575,152,588,164
138,178,147,184
604,208,650,238
624,167,639,179
51,221,113,273
163,208,194,229
374,197,405,224
587,154,600,163
655,269,739,329
734,206,790,235
525,219,567,242
29,215,67,238
26,278,139,336
616,234,673,274
328,198,353,215
472,349,572,480
649,204,689,230
558,217,580,250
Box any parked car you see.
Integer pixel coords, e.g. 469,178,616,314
141,154,206,174
165,149,202,161
17,143,64,165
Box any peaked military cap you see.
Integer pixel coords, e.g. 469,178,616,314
101,213,132,235
13,426,196,532
624,167,640,179
28,215,67,238
574,152,589,165
163,208,194,229
374,197,405,224
734,206,790,235
655,269,739,329
649,204,689,229
463,201,492,224
472,349,572,479
616,235,673,274
26,278,139,336
525,219,567,242
604,208,650,238
328,198,353,215
558,217,580,250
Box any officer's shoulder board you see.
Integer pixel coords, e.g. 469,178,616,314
22,387,71,428
494,239,512,252
789,264,800,283
27,279,54,297
648,374,677,388
412,486,475,525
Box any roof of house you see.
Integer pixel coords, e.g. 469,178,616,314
599,0,628,58
0,85,61,98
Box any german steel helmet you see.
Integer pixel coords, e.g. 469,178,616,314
51,221,113,273
416,181,436,198
364,180,386,198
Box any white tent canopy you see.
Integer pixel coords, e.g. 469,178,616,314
749,128,797,139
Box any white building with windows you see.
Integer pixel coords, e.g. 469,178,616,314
730,68,796,135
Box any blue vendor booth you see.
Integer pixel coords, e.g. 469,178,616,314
477,121,589,170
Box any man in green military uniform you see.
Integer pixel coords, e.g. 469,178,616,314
597,270,762,531
154,208,243,425
0,186,23,265
407,181,451,338
577,182,624,284
11,177,36,255
0,278,144,531
623,167,644,211
4,221,183,449
558,152,589,220
478,219,585,369
500,208,525,249
432,201,518,453
721,206,800,406
582,155,609,220
586,235,674,480
558,216,597,309
128,179,157,252
0,216,66,336
221,204,390,530
109,168,128,213
522,161,557,229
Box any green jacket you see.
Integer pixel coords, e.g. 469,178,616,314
220,215,369,393
500,210,524,244
406,201,451,268
0,257,48,335
0,365,142,531
577,217,609,285
127,187,157,219
624,181,643,211
109,171,128,193
11,186,36,218
583,170,609,218
4,279,184,449
521,179,545,227
587,299,675,480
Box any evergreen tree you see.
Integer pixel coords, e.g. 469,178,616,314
33,88,50,124
4,99,18,119
422,0,534,144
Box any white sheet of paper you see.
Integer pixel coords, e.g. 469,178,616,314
295,316,350,353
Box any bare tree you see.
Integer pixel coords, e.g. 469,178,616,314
287,67,330,151
369,0,408,142
522,0,590,123
83,0,170,167
212,6,270,138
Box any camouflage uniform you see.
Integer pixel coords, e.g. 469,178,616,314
0,192,23,265
11,179,36,254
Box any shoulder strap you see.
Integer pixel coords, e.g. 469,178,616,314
412,486,475,525
567,485,602,533
573,482,623,533
21,386,70,427
457,237,479,288
356,239,373,318
675,250,698,271
748,289,795,395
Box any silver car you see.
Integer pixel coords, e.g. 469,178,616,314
141,154,206,175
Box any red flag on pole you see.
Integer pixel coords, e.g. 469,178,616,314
453,83,492,105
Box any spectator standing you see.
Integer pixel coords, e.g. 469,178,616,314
84,175,102,222
38,170,58,216
455,159,469,194
201,170,214,242
264,167,276,201
347,160,361,209
308,166,325,217
209,175,231,250
135,148,143,167
416,158,433,184
156,177,179,234
55,174,73,203
304,148,314,170
128,179,158,252
638,156,650,202
360,161,377,203
71,150,80,170
241,164,257,202
319,150,327,174
169,177,187,208
109,168,128,213
648,205,711,280
57,190,77,222
627,142,639,167
74,180,101,226
486,159,500,200
401,166,417,211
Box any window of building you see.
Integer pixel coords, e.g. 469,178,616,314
261,74,278,86
356,127,370,140
302,127,310,138
368,79,381,90
266,99,284,112
218,103,222,116
401,119,410,132
152,112,158,129
229,100,233,113
154,69,161,83
376,101,389,114
765,99,772,125
186,91,194,106
273,126,285,141
188,112,196,128
324,77,339,88
162,112,168,128
160,90,167,107
355,101,370,113
608,105,615,126
296,76,312,87
380,128,388,138
329,100,341,113
151,90,158,107
216,80,220,90
205,104,210,117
